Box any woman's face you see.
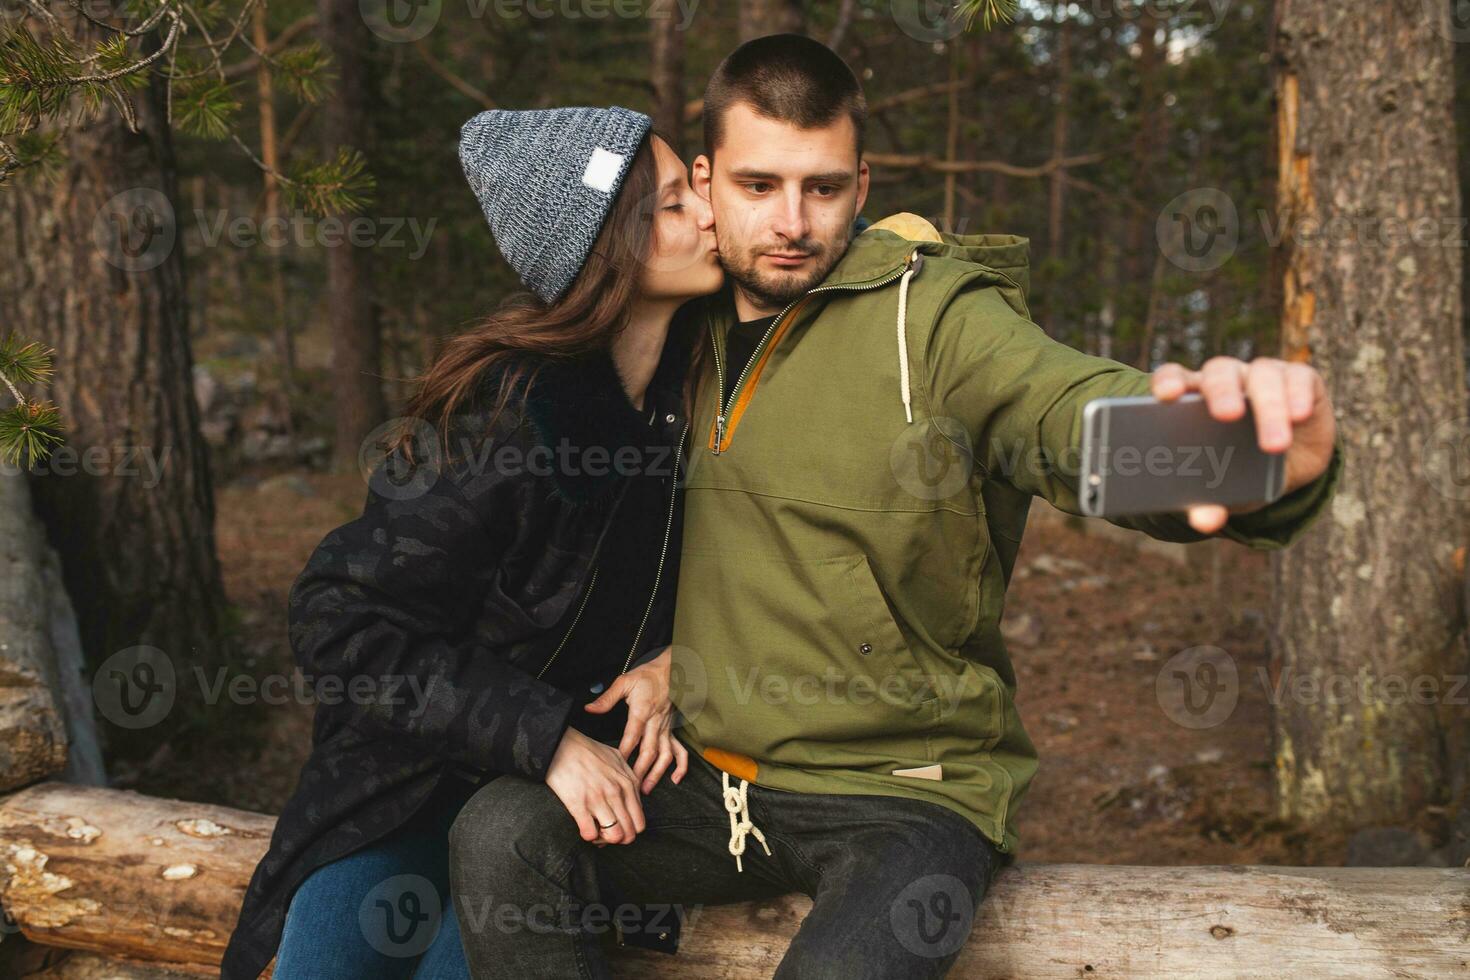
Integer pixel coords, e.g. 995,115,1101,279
637,135,723,301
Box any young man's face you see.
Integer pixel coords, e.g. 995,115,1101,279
693,101,870,315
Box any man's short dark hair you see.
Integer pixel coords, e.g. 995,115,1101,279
703,34,867,159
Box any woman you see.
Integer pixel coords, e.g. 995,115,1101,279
221,105,721,979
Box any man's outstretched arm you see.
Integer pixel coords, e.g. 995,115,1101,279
926,284,1343,549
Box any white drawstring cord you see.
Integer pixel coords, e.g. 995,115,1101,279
721,771,771,872
896,257,918,423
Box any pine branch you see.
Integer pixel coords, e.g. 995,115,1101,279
0,333,63,466
272,40,331,104
173,76,241,139
0,130,66,186
955,0,1019,30
0,26,85,135
0,400,65,467
0,334,54,388
282,146,376,216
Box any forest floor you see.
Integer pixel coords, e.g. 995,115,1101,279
119,468,1364,867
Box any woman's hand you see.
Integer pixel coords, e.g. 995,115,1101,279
583,646,690,795
545,727,646,846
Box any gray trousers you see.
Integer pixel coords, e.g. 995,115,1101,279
447,748,1006,979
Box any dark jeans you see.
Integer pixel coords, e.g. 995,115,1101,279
447,748,1006,979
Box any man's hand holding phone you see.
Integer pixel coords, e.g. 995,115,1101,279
1148,355,1337,535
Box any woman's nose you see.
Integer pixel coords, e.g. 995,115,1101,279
695,195,715,232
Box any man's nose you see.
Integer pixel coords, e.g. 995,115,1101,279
695,194,715,232
771,189,810,242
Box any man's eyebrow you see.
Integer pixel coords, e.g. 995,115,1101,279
727,168,854,183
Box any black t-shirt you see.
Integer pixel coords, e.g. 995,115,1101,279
725,314,778,389
538,402,676,746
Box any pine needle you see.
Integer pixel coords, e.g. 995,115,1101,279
0,332,55,387
0,399,65,467
956,0,1020,30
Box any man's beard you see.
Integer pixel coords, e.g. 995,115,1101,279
720,235,848,312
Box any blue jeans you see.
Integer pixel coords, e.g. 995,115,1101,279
274,774,478,979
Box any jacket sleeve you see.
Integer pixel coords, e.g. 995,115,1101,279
927,284,1343,549
287,430,578,781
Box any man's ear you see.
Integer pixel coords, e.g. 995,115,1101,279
855,158,870,215
692,154,713,201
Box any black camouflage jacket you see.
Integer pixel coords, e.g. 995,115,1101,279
221,324,696,980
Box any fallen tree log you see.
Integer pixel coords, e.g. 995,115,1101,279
0,782,273,972
0,473,91,792
0,782,1466,978
13,948,210,979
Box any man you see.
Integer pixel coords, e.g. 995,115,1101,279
450,34,1344,979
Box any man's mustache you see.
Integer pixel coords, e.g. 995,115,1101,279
745,241,824,259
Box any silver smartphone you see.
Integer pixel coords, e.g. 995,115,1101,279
1078,392,1286,518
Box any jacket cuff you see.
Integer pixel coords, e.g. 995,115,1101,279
1215,431,1344,550
629,644,670,670
475,677,578,782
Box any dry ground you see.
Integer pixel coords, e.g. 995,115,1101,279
121,471,1358,866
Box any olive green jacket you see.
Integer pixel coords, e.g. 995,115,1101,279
669,222,1345,853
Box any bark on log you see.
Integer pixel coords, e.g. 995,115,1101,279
18,949,211,979
0,474,84,791
0,783,274,970
0,782,1466,978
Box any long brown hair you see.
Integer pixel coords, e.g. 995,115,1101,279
388,130,706,467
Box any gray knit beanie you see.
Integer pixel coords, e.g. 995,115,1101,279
458,106,653,305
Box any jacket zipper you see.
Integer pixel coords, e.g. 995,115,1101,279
538,566,598,680
622,418,690,672
708,249,923,455
537,417,691,680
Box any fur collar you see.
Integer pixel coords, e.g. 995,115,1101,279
516,322,696,506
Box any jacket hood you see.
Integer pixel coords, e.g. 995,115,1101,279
825,220,1031,299
468,318,697,506
820,216,1032,424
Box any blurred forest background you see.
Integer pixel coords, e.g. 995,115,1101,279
1,0,1467,873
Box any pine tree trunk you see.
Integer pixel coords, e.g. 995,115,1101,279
1120,6,1163,368
254,2,298,442
0,28,229,702
1047,2,1072,263
650,0,687,156
739,0,803,42
318,0,386,471
1270,1,1467,827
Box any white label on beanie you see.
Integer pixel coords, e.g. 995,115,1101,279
582,147,624,193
